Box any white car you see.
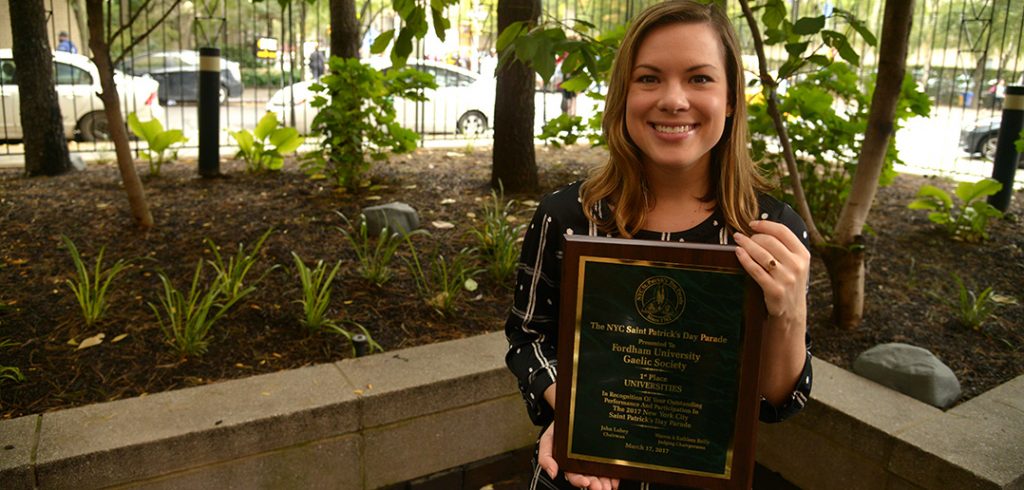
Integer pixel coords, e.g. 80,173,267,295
266,58,571,135
0,49,165,141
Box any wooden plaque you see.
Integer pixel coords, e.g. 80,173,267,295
554,235,766,489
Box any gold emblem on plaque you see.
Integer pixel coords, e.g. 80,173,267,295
634,276,686,325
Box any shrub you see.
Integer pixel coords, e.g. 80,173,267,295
150,261,253,357
945,274,998,330
468,187,525,284
908,178,1003,242
748,62,931,237
291,252,342,332
62,236,131,327
229,112,305,172
127,113,187,176
205,229,277,303
303,56,435,190
404,235,481,317
338,214,417,287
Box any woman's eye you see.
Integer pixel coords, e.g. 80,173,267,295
637,74,658,84
692,75,712,84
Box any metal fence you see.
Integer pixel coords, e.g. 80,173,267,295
0,0,1022,160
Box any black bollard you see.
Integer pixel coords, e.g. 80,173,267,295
987,85,1023,212
352,334,369,357
198,47,221,178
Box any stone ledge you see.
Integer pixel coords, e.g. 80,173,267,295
758,358,1024,490
2,333,1021,489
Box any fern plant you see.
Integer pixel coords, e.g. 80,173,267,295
292,252,342,332
338,213,420,286
468,187,525,284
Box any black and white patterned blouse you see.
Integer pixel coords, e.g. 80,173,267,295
504,180,812,428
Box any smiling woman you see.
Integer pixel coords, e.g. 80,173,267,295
503,2,813,489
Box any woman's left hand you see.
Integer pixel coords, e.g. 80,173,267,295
733,220,810,323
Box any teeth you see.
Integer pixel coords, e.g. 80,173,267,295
654,124,695,133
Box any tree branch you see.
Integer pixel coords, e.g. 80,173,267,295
109,0,155,46
111,0,182,67
738,0,825,247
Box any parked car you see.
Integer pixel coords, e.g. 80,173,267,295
0,49,164,141
960,117,1000,160
265,58,567,135
123,51,243,104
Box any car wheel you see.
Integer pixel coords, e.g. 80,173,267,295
78,111,111,142
218,84,229,104
979,135,998,160
457,111,488,135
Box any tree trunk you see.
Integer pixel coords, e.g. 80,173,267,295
330,0,359,59
491,0,540,193
830,0,915,328
86,0,154,229
9,1,73,177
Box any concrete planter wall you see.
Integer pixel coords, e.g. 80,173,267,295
1,331,1022,489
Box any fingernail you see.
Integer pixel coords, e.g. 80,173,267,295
547,468,556,479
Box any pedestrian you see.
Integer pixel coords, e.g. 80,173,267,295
504,2,812,489
994,79,1006,110
308,45,325,80
56,31,77,54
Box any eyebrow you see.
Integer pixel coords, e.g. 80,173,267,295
632,63,718,73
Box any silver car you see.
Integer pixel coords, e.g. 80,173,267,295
0,49,165,141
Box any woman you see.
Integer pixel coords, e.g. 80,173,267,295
504,2,812,489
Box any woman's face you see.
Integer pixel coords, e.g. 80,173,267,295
625,22,731,177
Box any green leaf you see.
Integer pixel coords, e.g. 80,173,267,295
793,16,825,35
807,54,831,67
407,7,428,38
560,75,591,93
271,127,304,154
496,22,525,52
954,178,1002,205
230,130,254,155
431,8,449,41
394,0,415,17
913,185,953,210
762,2,785,30
785,41,809,57
371,29,395,55
254,112,279,141
391,29,414,66
152,129,186,153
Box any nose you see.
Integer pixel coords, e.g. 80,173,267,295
657,82,690,114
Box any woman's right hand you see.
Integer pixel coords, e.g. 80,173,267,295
537,422,620,490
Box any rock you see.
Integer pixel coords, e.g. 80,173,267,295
361,202,419,236
69,154,86,171
853,343,961,408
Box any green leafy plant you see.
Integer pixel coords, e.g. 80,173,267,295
468,187,525,284
303,56,435,190
127,112,187,176
944,274,998,330
291,252,342,332
1,338,25,388
368,0,459,67
62,235,131,327
498,19,625,147
150,261,253,357
291,252,383,356
338,214,418,287
748,62,931,237
205,229,277,303
403,235,481,317
908,178,1004,242
229,112,305,172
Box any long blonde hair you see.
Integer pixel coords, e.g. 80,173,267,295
581,0,765,237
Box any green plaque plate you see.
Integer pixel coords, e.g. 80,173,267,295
554,235,766,489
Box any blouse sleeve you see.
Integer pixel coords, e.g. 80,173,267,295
504,204,566,427
758,200,813,424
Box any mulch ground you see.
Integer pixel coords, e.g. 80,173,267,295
1,145,1021,419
